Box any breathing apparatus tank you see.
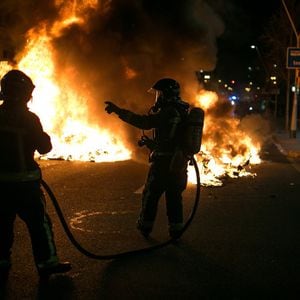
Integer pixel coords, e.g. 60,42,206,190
184,107,204,155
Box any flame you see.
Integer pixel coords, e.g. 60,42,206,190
0,0,262,186
0,5,131,162
51,0,99,36
187,90,261,186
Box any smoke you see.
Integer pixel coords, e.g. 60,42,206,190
0,0,58,59
1,0,272,168
50,1,223,109
239,114,273,146
1,0,224,157
1,0,224,105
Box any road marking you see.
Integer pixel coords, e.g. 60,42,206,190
134,185,144,194
70,210,134,233
288,158,300,172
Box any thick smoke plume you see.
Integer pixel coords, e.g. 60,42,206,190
0,1,58,58
1,0,224,106
1,0,225,157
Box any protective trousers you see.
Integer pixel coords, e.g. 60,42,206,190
0,181,59,269
138,157,187,234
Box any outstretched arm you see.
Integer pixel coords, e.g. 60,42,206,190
104,101,159,130
104,101,122,115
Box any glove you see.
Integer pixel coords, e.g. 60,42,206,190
104,101,121,115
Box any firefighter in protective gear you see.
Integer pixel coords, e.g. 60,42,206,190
0,70,71,280
105,78,190,239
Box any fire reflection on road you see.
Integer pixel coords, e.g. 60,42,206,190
70,209,136,234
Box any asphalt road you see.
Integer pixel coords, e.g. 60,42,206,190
1,142,300,300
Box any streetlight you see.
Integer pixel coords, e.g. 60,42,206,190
281,0,299,138
250,45,279,116
250,45,270,79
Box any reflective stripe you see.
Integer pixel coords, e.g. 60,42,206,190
169,222,184,231
37,195,58,268
37,256,59,269
0,169,41,182
0,260,11,268
36,215,59,269
42,215,57,262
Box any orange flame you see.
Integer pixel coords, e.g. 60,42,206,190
0,0,262,186
0,23,131,162
187,90,261,186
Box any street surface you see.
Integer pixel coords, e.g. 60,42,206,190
1,141,300,299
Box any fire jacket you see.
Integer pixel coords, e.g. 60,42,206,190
0,104,52,181
116,101,189,156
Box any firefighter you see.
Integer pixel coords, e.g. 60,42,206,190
0,70,71,281
105,78,190,239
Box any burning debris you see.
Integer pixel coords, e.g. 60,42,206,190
0,1,266,186
185,90,262,186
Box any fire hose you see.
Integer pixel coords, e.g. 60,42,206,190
41,155,201,260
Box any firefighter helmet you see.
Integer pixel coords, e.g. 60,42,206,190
149,78,181,112
0,69,35,103
151,78,180,98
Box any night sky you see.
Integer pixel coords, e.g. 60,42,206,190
0,0,296,99
215,0,282,83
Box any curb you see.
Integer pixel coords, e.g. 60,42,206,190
273,136,300,159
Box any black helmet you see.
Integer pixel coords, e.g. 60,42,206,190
149,78,181,112
0,69,35,103
151,78,180,98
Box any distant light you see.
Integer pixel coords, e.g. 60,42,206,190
218,79,222,83
251,45,256,49
245,87,251,92
292,86,296,92
270,76,276,81
224,84,228,88
249,82,253,85
228,87,233,91
231,100,235,106
274,64,277,68
231,95,237,100
273,81,277,85
256,86,261,90
248,66,252,71
204,75,211,79
249,106,253,111
231,80,235,84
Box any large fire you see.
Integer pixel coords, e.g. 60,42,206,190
0,0,262,186
187,90,261,186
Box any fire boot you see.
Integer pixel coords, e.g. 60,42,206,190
38,262,72,280
136,220,152,238
169,223,184,241
169,229,183,240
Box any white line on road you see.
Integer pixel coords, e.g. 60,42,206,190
134,185,144,194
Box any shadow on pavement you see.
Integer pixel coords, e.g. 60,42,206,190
96,238,300,299
96,242,243,299
36,274,75,300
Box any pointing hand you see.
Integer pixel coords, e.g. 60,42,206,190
104,101,120,115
